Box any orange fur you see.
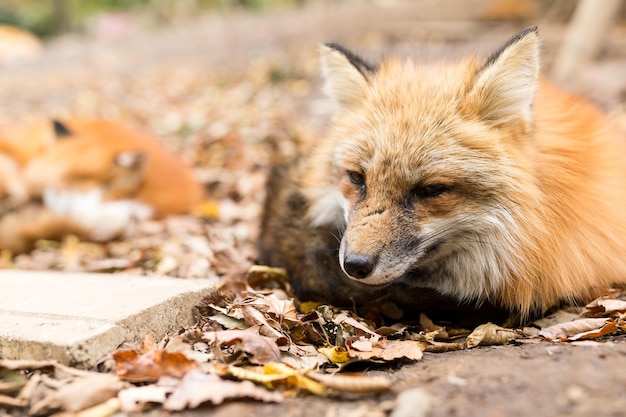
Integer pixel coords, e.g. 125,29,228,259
22,119,204,216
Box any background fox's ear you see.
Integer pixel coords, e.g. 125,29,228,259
320,43,376,108
107,151,148,198
52,119,72,138
114,151,146,171
468,26,539,126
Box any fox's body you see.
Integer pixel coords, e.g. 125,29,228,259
0,119,204,252
260,28,626,321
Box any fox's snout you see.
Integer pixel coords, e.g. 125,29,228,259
339,213,416,286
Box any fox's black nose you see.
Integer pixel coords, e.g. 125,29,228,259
344,254,375,279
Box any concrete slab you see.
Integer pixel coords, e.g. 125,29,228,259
0,271,219,368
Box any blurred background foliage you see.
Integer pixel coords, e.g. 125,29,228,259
0,0,303,38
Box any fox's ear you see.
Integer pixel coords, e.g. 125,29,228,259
114,151,146,171
52,119,72,138
106,151,147,198
468,26,539,126
320,43,376,108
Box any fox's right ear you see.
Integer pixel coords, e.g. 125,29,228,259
114,151,147,171
467,27,540,127
52,119,72,138
320,43,376,108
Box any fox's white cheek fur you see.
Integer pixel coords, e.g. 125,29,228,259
424,210,524,301
307,187,347,228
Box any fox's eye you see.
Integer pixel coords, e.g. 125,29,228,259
347,171,365,187
413,184,450,199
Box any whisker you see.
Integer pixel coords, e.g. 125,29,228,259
330,231,342,244
418,214,511,249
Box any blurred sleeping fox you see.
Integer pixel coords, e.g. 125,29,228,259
260,27,626,322
0,119,204,253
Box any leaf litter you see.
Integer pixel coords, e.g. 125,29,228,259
3,268,624,415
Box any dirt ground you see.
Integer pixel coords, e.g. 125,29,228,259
2,1,626,416
164,340,626,417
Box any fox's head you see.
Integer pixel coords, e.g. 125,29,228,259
305,27,543,302
23,120,147,201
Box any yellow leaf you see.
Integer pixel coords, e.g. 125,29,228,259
226,364,326,395
0,250,13,265
192,200,220,218
227,365,284,388
298,301,322,313
318,346,349,363
61,234,81,266
264,363,326,396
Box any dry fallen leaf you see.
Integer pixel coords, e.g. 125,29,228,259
53,397,122,417
584,298,626,316
0,359,59,371
164,368,283,410
118,385,172,412
318,346,350,364
29,373,125,415
280,344,329,370
113,349,198,383
532,309,581,329
203,330,282,364
306,372,391,394
0,394,27,408
226,363,326,395
246,265,289,288
334,313,381,345
240,305,289,343
0,369,28,395
349,340,423,362
420,341,465,353
419,313,449,339
466,323,520,348
538,318,611,341
565,320,621,341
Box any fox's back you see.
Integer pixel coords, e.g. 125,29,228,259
501,81,626,310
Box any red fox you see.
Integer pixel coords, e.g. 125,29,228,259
260,27,626,322
0,119,204,253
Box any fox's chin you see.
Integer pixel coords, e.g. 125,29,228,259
340,240,453,289
345,278,396,291
344,268,438,292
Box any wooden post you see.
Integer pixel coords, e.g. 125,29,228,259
551,0,622,85
52,0,71,35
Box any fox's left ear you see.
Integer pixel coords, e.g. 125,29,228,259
320,43,377,109
52,119,73,138
468,26,540,126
